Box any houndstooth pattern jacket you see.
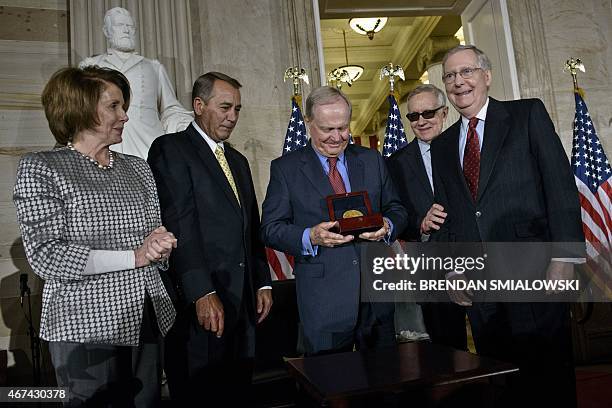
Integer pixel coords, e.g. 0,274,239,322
13,147,176,346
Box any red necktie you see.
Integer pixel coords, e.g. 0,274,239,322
463,117,480,201
328,157,346,194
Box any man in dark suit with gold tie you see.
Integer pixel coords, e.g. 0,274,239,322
148,72,273,405
432,45,583,406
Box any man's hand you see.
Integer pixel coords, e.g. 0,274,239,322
310,221,354,247
359,218,390,241
256,289,273,324
195,293,225,337
447,273,473,306
420,204,447,234
545,261,575,294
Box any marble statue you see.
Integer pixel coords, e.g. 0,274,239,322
80,7,193,159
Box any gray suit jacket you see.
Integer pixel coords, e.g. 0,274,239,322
261,143,407,352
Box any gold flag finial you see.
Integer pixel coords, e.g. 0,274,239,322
564,57,585,91
328,69,353,89
284,67,309,97
380,63,405,94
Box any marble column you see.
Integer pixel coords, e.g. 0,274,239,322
505,0,612,155
188,0,321,199
426,63,461,132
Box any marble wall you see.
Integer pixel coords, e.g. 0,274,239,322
187,0,321,200
507,0,612,155
0,0,68,384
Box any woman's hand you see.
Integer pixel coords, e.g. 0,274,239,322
135,226,178,268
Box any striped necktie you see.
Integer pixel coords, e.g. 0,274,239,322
328,157,347,194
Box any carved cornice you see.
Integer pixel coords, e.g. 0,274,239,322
352,16,441,135
415,35,459,73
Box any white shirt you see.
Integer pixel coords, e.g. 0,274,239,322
417,139,434,192
458,97,489,167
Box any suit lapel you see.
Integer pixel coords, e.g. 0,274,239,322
345,145,365,193
300,144,334,198
186,125,242,217
477,98,510,201
407,140,434,199
225,147,250,223
446,120,474,203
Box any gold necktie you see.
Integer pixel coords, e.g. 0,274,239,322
214,145,241,206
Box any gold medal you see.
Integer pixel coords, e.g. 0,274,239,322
343,209,364,218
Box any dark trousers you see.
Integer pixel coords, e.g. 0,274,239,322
467,302,576,408
49,297,162,407
306,302,396,356
164,300,255,406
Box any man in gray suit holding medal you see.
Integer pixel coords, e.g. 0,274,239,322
261,86,407,355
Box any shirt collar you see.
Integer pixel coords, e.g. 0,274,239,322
461,97,490,128
192,120,224,154
312,145,346,168
417,138,431,155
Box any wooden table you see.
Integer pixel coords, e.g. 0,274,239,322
285,342,518,407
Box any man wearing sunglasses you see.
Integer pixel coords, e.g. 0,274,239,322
431,45,583,407
387,84,467,352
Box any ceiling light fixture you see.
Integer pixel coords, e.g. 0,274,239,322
349,17,388,40
329,30,364,87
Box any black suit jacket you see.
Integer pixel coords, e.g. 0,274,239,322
387,138,434,241
148,124,271,328
431,98,583,279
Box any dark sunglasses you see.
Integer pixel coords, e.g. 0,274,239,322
406,106,445,122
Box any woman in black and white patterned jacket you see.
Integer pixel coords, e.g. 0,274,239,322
13,66,177,407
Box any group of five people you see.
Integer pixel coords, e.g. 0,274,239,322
13,43,582,407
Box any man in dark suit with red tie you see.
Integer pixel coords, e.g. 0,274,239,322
432,45,583,406
261,86,407,355
148,72,272,405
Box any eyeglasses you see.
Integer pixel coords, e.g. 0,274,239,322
406,106,445,122
442,67,483,84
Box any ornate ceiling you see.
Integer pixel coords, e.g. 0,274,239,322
318,0,466,136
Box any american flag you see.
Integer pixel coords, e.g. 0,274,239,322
282,97,308,154
382,94,408,158
266,97,307,280
571,90,612,296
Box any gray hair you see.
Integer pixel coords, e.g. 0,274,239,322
406,84,446,109
103,7,132,34
305,86,352,120
442,45,492,71
192,72,242,104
